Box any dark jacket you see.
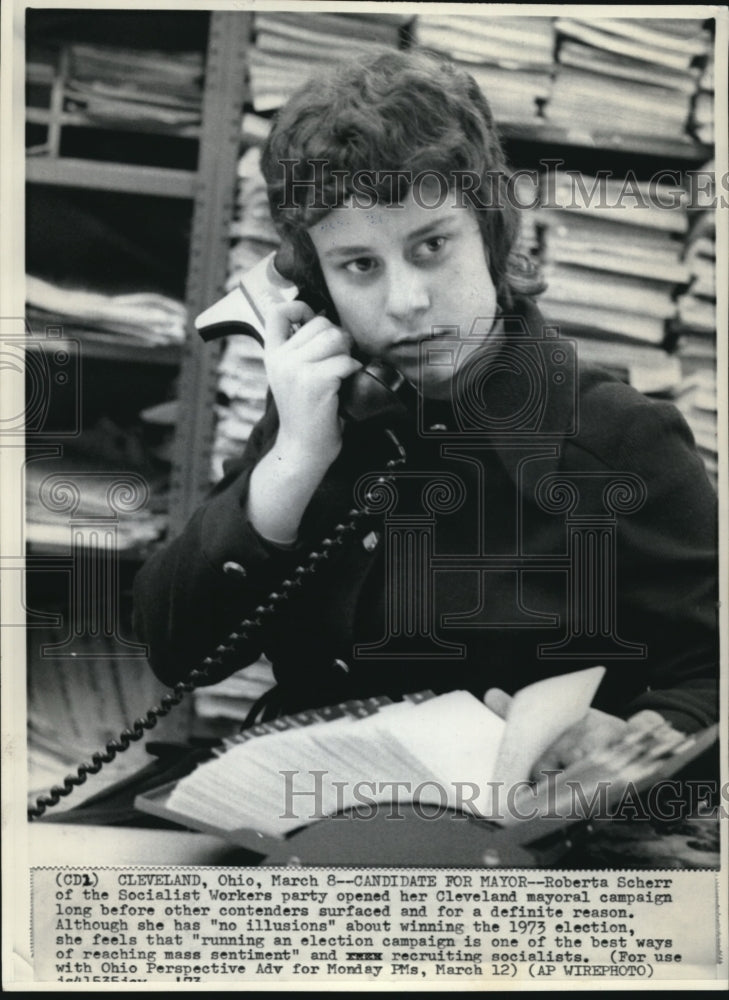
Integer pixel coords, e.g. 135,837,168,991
133,299,718,733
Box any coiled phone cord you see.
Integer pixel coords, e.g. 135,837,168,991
27,429,407,820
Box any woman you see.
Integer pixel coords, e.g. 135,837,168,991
133,49,718,772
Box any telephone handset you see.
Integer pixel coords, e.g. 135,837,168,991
28,253,410,820
195,251,412,424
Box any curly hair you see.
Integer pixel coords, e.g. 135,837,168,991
260,48,542,314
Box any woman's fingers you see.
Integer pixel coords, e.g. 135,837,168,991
627,709,672,733
303,353,364,391
292,323,355,363
484,687,512,720
266,305,354,364
264,300,317,350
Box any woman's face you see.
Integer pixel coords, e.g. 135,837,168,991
308,184,498,399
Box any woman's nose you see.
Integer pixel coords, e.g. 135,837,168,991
384,264,431,324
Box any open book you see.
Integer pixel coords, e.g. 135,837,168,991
141,667,604,837
160,668,606,838
135,665,717,863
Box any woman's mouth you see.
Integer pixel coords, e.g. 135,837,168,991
392,329,455,350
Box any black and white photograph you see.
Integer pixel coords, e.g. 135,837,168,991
2,1,727,989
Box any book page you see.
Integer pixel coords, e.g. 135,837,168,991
491,665,605,789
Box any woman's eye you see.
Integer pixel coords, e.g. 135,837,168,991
344,257,377,275
415,236,447,259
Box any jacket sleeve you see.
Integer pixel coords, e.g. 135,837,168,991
566,381,718,734
132,400,314,688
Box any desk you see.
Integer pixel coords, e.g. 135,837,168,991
29,822,262,867
28,814,720,869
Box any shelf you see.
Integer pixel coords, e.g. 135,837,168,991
498,121,712,161
24,332,181,367
26,157,196,198
26,105,202,139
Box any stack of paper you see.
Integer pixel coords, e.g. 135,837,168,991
673,205,717,485
412,15,554,123
682,220,716,306
64,43,204,131
248,11,406,112
676,182,716,340
26,274,188,346
211,340,268,482
228,146,280,263
571,339,683,398
24,445,167,553
690,48,715,144
538,171,688,390
547,18,711,139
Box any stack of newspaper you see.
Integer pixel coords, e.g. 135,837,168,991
674,202,717,486
24,441,168,553
538,171,689,394
64,43,204,131
248,11,407,112
690,48,715,144
26,274,188,347
546,17,712,139
412,14,554,123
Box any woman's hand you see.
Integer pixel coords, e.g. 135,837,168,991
246,301,362,547
529,709,632,777
483,688,684,783
264,301,362,473
530,709,684,780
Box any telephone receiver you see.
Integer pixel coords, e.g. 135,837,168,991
28,253,414,822
194,251,412,423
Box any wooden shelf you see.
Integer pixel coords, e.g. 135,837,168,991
26,105,202,139
499,121,712,161
25,11,251,535
26,156,197,198
24,333,181,367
